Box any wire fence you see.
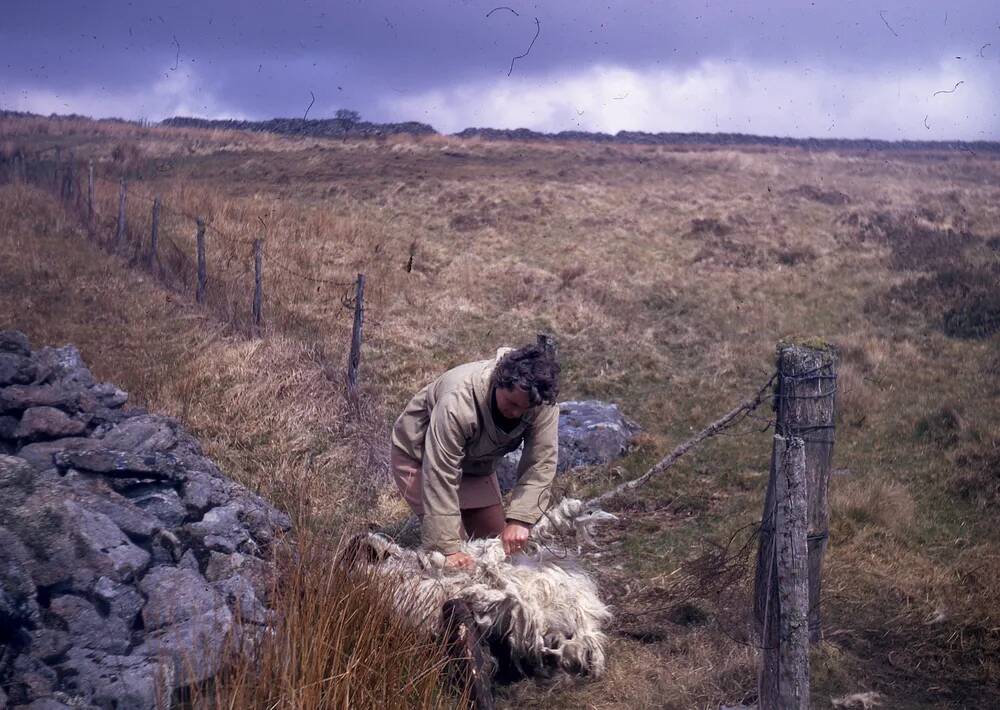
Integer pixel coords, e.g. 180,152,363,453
1,144,368,389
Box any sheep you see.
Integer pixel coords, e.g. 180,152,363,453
345,497,617,679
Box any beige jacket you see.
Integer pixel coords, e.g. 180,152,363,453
391,348,559,553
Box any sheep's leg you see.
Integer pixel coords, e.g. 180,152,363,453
442,599,495,710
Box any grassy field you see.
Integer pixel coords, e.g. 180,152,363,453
2,114,999,708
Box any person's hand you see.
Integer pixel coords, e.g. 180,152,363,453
444,551,475,571
501,521,531,556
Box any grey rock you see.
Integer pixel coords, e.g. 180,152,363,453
0,384,79,414
497,399,641,492
213,573,269,624
178,549,200,572
20,698,79,710
96,415,177,453
10,653,58,703
204,551,272,598
57,473,160,540
0,526,40,629
184,503,251,554
0,329,31,355
13,407,87,440
127,485,187,528
32,345,94,387
14,438,92,471
139,566,225,631
92,576,145,630
151,529,185,565
53,449,184,481
137,605,233,686
241,504,292,546
1,413,21,439
28,627,73,663
57,648,167,710
88,383,128,409
0,455,36,500
65,501,151,584
29,627,73,663
49,595,131,654
0,351,36,385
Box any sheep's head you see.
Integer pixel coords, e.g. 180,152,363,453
531,498,618,550
573,508,619,549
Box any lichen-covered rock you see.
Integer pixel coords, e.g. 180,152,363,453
0,336,291,708
14,406,87,440
497,399,641,492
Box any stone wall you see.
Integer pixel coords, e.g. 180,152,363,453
0,331,291,709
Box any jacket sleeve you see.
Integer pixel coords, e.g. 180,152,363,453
505,403,559,525
420,393,469,554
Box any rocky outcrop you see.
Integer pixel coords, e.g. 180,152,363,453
497,400,641,492
0,331,291,709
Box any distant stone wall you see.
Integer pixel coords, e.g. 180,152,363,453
0,331,291,709
160,115,437,139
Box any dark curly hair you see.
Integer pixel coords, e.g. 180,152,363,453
494,341,560,406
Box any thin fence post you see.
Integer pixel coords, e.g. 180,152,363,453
196,219,207,304
252,239,263,333
53,146,61,193
87,161,95,227
149,198,160,269
115,176,127,247
346,272,366,393
63,152,75,203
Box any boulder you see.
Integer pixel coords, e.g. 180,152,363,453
49,595,132,654
15,437,92,471
184,503,252,554
0,384,79,414
13,406,87,440
497,399,641,492
0,352,36,386
32,345,94,387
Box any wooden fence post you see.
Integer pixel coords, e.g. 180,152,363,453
196,219,207,304
53,146,61,193
149,198,160,269
756,435,810,710
252,239,263,332
115,177,127,247
87,161,95,226
62,152,75,203
754,343,837,644
441,599,495,710
346,273,366,393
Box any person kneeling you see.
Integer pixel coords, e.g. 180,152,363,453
390,342,560,570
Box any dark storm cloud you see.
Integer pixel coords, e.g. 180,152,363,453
2,1,997,137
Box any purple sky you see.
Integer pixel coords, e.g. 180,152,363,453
2,1,998,139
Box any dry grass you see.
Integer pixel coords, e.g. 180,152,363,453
188,531,465,710
2,114,1000,708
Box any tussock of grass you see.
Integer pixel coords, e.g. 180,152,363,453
188,531,466,710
